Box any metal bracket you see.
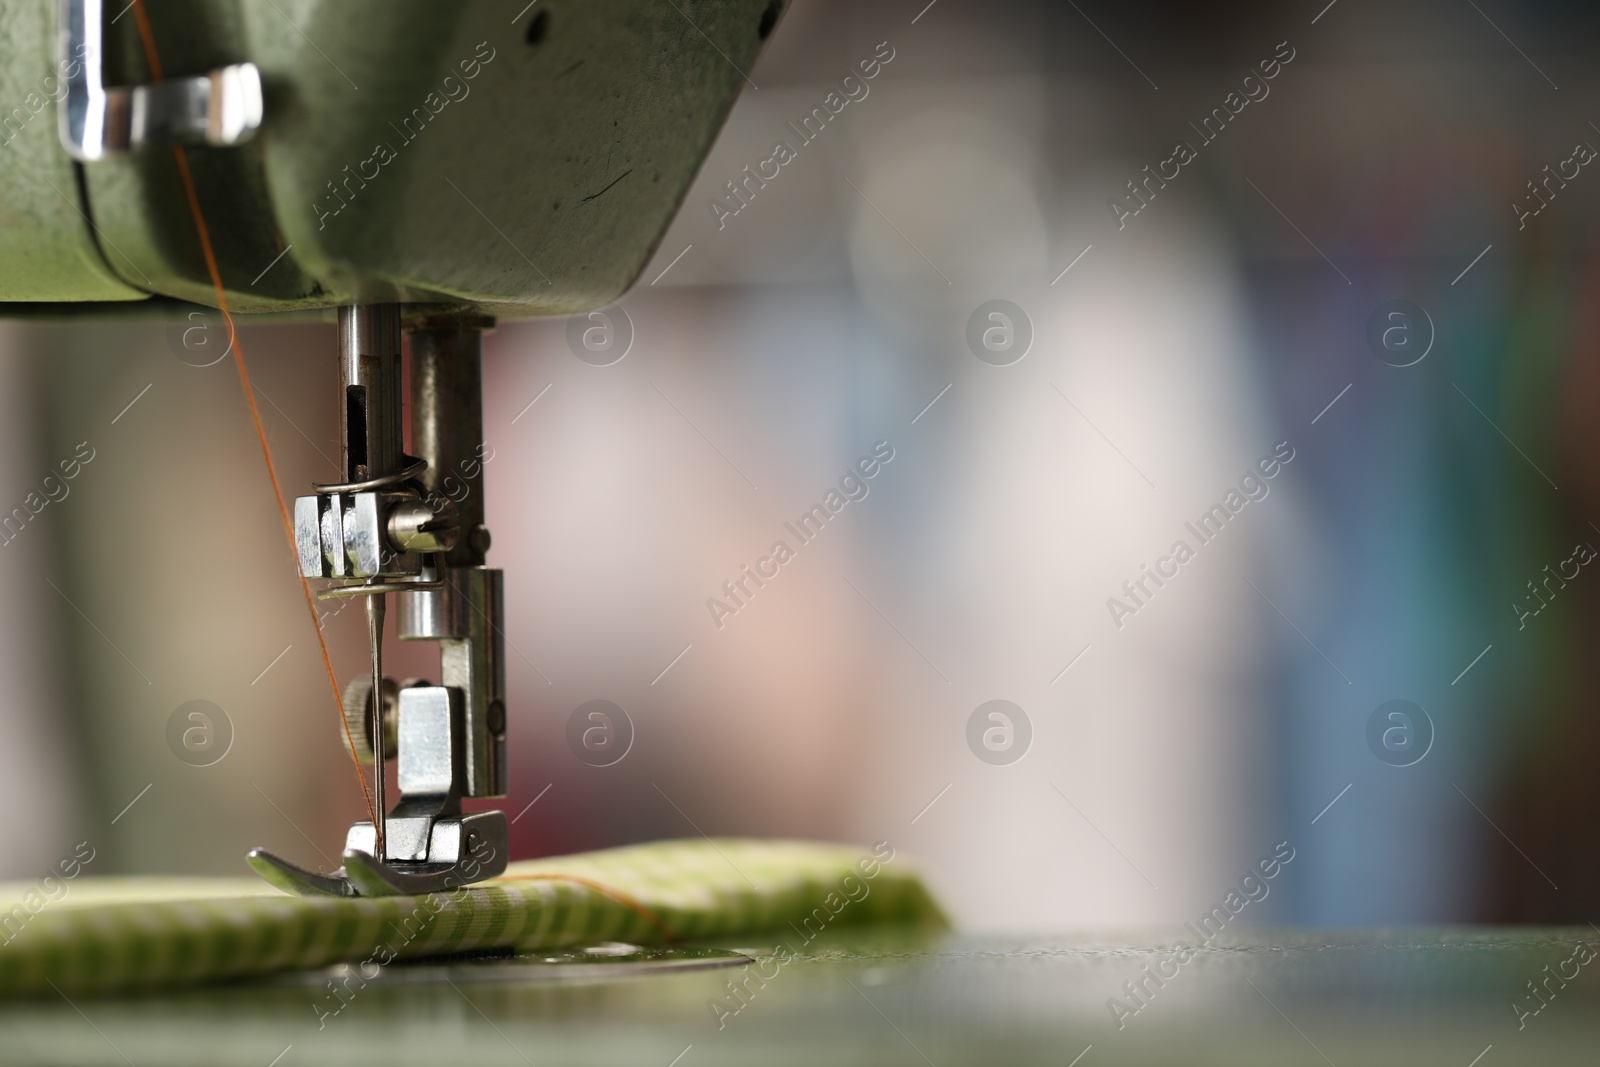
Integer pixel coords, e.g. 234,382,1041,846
399,567,506,798
248,683,509,897
247,811,509,898
249,684,508,897
58,0,263,161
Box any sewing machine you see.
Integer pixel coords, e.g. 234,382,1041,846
5,0,781,895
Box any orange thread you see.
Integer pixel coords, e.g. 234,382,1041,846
127,2,161,79
129,3,377,831
494,873,680,941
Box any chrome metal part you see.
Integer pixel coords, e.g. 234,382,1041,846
388,498,459,554
246,810,507,898
314,576,440,600
409,319,491,567
349,493,387,578
340,305,403,486
296,489,457,582
58,0,263,162
395,685,462,803
293,307,456,594
255,306,508,898
341,811,507,896
319,494,344,577
244,849,360,898
272,945,751,991
294,494,333,579
399,567,506,798
340,673,397,764
312,458,428,495
397,316,506,799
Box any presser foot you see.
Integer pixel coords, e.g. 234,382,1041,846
247,810,508,898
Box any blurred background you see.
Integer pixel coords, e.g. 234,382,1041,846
1,0,1597,932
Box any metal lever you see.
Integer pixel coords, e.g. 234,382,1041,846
58,0,263,161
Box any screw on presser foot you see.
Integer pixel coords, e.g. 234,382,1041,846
248,305,509,899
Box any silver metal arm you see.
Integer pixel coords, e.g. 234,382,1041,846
400,317,506,800
58,0,262,161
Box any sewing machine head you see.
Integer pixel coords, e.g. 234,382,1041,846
4,0,783,895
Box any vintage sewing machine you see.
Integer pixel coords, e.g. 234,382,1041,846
3,0,781,895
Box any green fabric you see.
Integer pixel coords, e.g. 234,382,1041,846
0,838,943,998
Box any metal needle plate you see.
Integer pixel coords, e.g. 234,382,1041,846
274,943,752,989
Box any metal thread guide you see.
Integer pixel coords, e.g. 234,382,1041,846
249,305,509,897
58,0,263,161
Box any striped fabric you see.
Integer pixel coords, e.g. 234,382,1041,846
0,838,944,997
